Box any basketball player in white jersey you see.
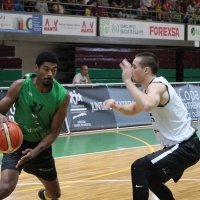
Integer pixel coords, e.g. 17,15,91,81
103,52,200,200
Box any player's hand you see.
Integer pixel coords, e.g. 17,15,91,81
103,99,116,110
119,59,133,84
15,148,38,168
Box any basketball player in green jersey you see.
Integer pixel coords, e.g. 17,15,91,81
0,51,70,200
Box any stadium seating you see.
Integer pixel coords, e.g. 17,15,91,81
0,45,22,87
75,47,176,83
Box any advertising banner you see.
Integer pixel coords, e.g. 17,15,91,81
188,84,200,119
107,86,151,127
99,18,184,40
0,89,15,120
1,83,200,133
187,24,200,41
173,83,200,120
66,86,117,132
0,13,42,34
42,15,96,36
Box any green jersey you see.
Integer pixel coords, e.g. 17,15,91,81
14,76,67,142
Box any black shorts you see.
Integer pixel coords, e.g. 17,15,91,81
1,140,57,181
147,134,200,183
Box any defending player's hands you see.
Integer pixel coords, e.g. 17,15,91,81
103,99,117,110
15,148,38,168
119,59,133,84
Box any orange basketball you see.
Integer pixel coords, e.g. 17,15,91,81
0,121,23,153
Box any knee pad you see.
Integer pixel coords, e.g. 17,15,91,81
131,158,145,172
131,156,155,178
131,158,145,181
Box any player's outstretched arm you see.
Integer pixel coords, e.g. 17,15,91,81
103,99,141,116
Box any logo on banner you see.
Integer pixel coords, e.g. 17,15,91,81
44,19,58,31
0,15,5,20
111,23,143,35
119,24,143,34
70,90,83,105
149,26,179,37
0,14,6,27
177,87,200,118
69,90,92,127
90,102,105,112
69,90,88,118
112,24,119,33
8,104,15,120
81,21,94,33
191,27,200,36
100,19,110,36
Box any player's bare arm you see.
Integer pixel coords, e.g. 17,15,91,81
16,92,70,167
124,82,166,112
103,84,163,115
146,82,169,107
103,99,139,116
106,83,166,114
0,79,24,127
131,83,166,114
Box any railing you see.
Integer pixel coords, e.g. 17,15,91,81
1,0,200,24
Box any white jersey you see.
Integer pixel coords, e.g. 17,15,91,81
149,77,195,147
72,73,88,84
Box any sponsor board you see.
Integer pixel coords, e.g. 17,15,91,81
1,83,200,133
187,25,200,41
42,15,96,36
0,12,42,34
100,18,184,40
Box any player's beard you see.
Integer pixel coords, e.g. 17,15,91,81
43,78,53,87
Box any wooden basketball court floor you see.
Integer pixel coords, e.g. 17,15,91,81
1,124,200,200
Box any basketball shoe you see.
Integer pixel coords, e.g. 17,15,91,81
38,189,58,200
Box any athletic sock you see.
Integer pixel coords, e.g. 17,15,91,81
44,191,52,200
